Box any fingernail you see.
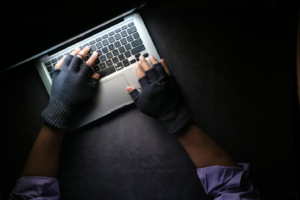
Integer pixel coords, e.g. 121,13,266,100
76,47,80,51
139,55,145,60
135,63,139,68
93,51,98,55
85,46,89,49
149,55,153,59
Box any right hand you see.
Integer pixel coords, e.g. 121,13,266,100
126,55,190,134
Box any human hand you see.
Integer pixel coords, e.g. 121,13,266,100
41,47,100,130
126,55,190,134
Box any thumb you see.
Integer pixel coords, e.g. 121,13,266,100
126,87,140,100
126,87,134,92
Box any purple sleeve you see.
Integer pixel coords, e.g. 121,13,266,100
9,176,60,200
197,163,261,200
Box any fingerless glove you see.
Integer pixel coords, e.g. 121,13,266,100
41,54,99,130
129,63,190,134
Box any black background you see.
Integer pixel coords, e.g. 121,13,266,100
0,0,299,199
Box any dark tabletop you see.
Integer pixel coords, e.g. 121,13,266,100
0,0,299,199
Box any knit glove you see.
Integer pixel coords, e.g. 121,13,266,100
129,63,190,134
41,54,99,130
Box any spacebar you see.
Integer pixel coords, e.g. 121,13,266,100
131,44,145,55
99,66,116,79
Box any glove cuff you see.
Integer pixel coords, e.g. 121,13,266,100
158,103,191,134
41,97,73,130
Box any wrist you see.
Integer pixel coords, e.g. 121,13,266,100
41,96,74,130
157,103,191,134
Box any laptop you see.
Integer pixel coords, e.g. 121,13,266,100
31,3,161,131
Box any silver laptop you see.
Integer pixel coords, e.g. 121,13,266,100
33,5,160,131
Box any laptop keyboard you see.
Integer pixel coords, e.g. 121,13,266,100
44,22,148,80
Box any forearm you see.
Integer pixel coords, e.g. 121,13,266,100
175,121,238,168
21,123,65,178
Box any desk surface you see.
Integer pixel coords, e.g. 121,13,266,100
0,2,299,199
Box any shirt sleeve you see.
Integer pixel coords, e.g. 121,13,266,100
9,176,60,200
197,163,261,200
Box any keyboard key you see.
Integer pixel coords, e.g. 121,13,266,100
131,38,142,47
118,54,125,61
102,39,109,46
108,44,115,51
90,45,96,52
106,60,113,66
122,59,130,67
114,34,121,40
47,66,53,72
89,40,95,45
83,43,89,48
107,52,113,59
108,37,115,43
50,73,53,78
131,44,145,55
51,58,58,63
115,28,121,33
100,63,106,69
95,58,100,64
102,34,108,39
69,50,75,53
100,66,115,78
128,22,134,27
127,35,133,42
122,25,127,30
79,46,83,50
102,47,109,53
120,38,127,45
93,65,100,72
143,53,149,58
127,26,137,34
136,57,139,61
52,63,57,67
45,62,51,66
121,31,127,37
133,32,140,39
119,46,125,53
112,49,119,56
100,55,107,62
124,51,131,58
115,62,123,70
135,53,140,58
84,55,90,61
125,43,132,50
96,42,103,49
96,37,102,42
64,53,69,56
130,59,136,64
112,57,119,63
97,50,102,56
114,41,121,48
58,55,63,60
109,31,115,36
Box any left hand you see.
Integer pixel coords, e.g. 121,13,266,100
41,47,101,130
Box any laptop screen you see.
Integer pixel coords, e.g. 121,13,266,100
1,2,146,74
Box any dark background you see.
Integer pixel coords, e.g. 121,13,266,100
0,0,299,199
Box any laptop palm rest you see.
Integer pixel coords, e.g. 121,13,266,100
69,75,133,131
96,74,133,114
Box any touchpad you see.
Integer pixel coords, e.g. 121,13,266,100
95,75,133,114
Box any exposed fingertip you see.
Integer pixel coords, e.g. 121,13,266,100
92,73,100,80
126,87,134,92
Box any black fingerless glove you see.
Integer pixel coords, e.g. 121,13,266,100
41,54,99,130
129,63,190,134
